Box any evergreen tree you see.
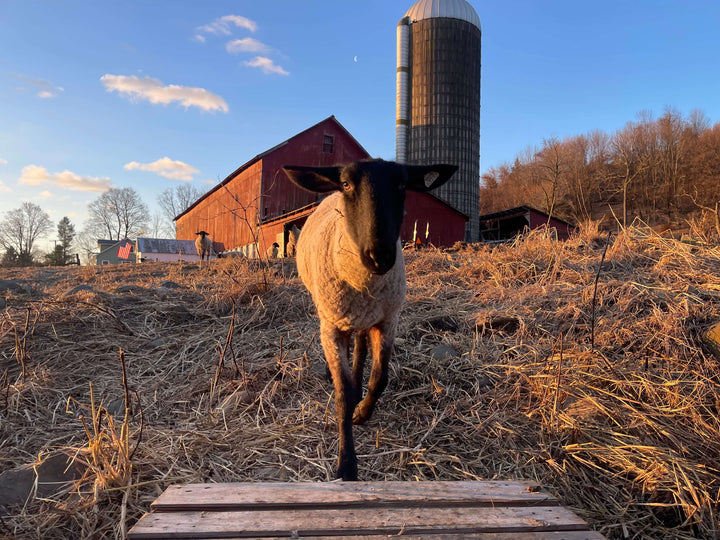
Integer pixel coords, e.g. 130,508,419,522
44,245,66,266
1,246,19,267
57,216,76,264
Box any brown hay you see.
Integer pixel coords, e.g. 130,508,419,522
1,231,720,538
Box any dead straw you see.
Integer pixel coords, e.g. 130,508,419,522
0,229,719,538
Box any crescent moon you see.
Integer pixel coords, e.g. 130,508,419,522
353,56,358,63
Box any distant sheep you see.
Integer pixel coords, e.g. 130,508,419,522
266,242,280,259
286,225,301,257
283,159,457,480
195,231,213,261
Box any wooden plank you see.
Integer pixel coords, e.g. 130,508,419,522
150,481,556,512
128,505,591,539
197,534,605,540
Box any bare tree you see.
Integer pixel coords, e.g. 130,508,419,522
157,184,204,236
612,121,649,228
562,134,593,222
87,187,149,241
536,137,565,223
75,229,100,265
477,107,720,233
655,107,688,220
586,129,612,216
0,202,53,266
688,108,711,137
151,213,170,238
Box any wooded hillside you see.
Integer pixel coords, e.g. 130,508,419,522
480,108,720,238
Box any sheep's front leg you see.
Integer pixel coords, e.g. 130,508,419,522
352,323,394,425
351,330,368,404
321,325,358,481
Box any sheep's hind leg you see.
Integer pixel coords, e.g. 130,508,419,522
321,325,358,481
352,324,392,425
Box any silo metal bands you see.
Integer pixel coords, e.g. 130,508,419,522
396,17,411,164
397,0,481,242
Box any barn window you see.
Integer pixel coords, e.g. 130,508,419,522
322,134,335,154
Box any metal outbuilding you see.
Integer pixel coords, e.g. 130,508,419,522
478,206,576,243
135,238,218,263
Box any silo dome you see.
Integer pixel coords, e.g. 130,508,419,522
404,0,481,30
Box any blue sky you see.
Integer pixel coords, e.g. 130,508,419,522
1,1,719,249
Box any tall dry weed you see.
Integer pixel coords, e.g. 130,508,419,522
1,231,719,538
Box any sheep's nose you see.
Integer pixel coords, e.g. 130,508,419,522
364,249,395,275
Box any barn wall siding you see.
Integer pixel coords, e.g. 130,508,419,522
176,161,262,250
528,212,574,240
403,191,467,246
261,123,371,222
176,117,468,255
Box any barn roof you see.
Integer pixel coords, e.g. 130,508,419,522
173,115,369,222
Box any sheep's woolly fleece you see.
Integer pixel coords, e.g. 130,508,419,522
296,191,406,334
195,234,212,256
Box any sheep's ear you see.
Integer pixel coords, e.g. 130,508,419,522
282,165,342,193
406,164,458,192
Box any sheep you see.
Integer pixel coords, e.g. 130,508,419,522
286,225,301,257
266,242,280,258
195,231,213,261
282,159,457,480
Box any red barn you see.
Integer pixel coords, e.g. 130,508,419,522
175,116,467,255
402,191,468,247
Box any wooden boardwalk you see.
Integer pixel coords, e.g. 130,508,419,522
128,480,604,539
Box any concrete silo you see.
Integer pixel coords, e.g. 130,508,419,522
396,0,481,242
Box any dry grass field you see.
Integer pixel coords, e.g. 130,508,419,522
1,223,720,539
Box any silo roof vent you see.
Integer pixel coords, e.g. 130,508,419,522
404,0,481,29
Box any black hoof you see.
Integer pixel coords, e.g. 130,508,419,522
335,459,358,481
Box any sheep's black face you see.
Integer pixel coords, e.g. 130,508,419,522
282,159,458,275
340,161,407,275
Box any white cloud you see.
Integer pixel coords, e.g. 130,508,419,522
39,190,53,198
19,165,112,192
16,75,63,99
0,159,7,166
100,74,229,113
195,15,257,42
0,180,11,192
226,37,270,54
244,57,289,76
124,157,199,181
